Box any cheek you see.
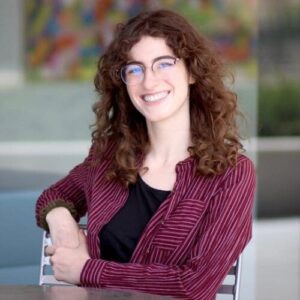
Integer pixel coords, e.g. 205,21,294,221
169,74,190,96
169,68,190,86
126,86,136,103
126,87,142,110
126,85,133,98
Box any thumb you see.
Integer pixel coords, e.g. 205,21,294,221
45,245,56,256
78,229,88,250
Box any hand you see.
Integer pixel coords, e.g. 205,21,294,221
46,207,80,248
46,230,90,284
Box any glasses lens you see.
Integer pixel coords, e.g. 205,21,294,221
121,64,143,85
153,57,177,73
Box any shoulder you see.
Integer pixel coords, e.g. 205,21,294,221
218,154,256,191
185,154,255,180
191,154,256,193
231,154,256,179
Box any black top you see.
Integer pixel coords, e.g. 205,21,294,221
99,176,171,263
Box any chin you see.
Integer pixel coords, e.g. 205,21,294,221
145,114,170,124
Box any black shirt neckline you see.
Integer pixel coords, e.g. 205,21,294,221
138,174,171,194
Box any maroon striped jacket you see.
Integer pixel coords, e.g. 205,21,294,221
36,142,256,300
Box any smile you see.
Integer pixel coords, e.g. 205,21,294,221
141,91,170,103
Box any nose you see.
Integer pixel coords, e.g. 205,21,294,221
142,68,159,90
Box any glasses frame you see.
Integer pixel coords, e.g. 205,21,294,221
120,55,180,86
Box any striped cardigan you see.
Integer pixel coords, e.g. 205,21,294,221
36,142,256,300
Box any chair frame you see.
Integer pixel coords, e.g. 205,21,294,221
217,254,242,300
40,226,242,299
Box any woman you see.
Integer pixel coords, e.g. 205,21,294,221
36,9,255,300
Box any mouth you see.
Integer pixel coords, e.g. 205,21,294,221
141,91,170,103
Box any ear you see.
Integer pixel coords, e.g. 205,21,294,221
188,74,195,85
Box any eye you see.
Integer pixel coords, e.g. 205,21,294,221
125,65,143,76
156,59,175,70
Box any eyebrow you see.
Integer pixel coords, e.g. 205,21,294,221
126,55,176,65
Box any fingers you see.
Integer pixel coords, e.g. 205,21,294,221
45,245,56,256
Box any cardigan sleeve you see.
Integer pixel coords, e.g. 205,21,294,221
79,157,256,300
35,143,96,230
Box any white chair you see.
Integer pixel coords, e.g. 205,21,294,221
40,227,242,299
217,254,242,300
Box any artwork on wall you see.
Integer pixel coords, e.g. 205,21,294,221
25,0,256,81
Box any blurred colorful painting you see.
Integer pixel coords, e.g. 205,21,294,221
25,0,256,81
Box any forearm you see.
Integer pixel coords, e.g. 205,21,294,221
35,146,95,230
35,176,87,231
46,207,80,248
81,259,189,298
80,256,230,300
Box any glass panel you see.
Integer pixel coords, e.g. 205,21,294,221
257,0,300,299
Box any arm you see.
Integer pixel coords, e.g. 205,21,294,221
35,143,96,246
79,158,255,299
46,207,80,247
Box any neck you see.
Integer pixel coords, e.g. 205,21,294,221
145,115,192,166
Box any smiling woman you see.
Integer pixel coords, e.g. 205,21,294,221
124,36,193,130
35,9,256,300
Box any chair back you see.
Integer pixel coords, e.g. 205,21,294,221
217,254,242,300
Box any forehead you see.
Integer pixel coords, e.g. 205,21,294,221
128,36,175,62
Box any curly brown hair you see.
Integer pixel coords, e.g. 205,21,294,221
91,9,243,186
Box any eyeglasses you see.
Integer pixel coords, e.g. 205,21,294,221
120,56,180,85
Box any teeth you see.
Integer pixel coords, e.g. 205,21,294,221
143,91,169,102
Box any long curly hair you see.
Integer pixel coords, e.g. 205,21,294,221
91,9,243,186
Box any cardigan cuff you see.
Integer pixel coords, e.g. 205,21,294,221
80,258,107,287
38,199,79,231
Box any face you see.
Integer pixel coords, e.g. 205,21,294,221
124,36,194,125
